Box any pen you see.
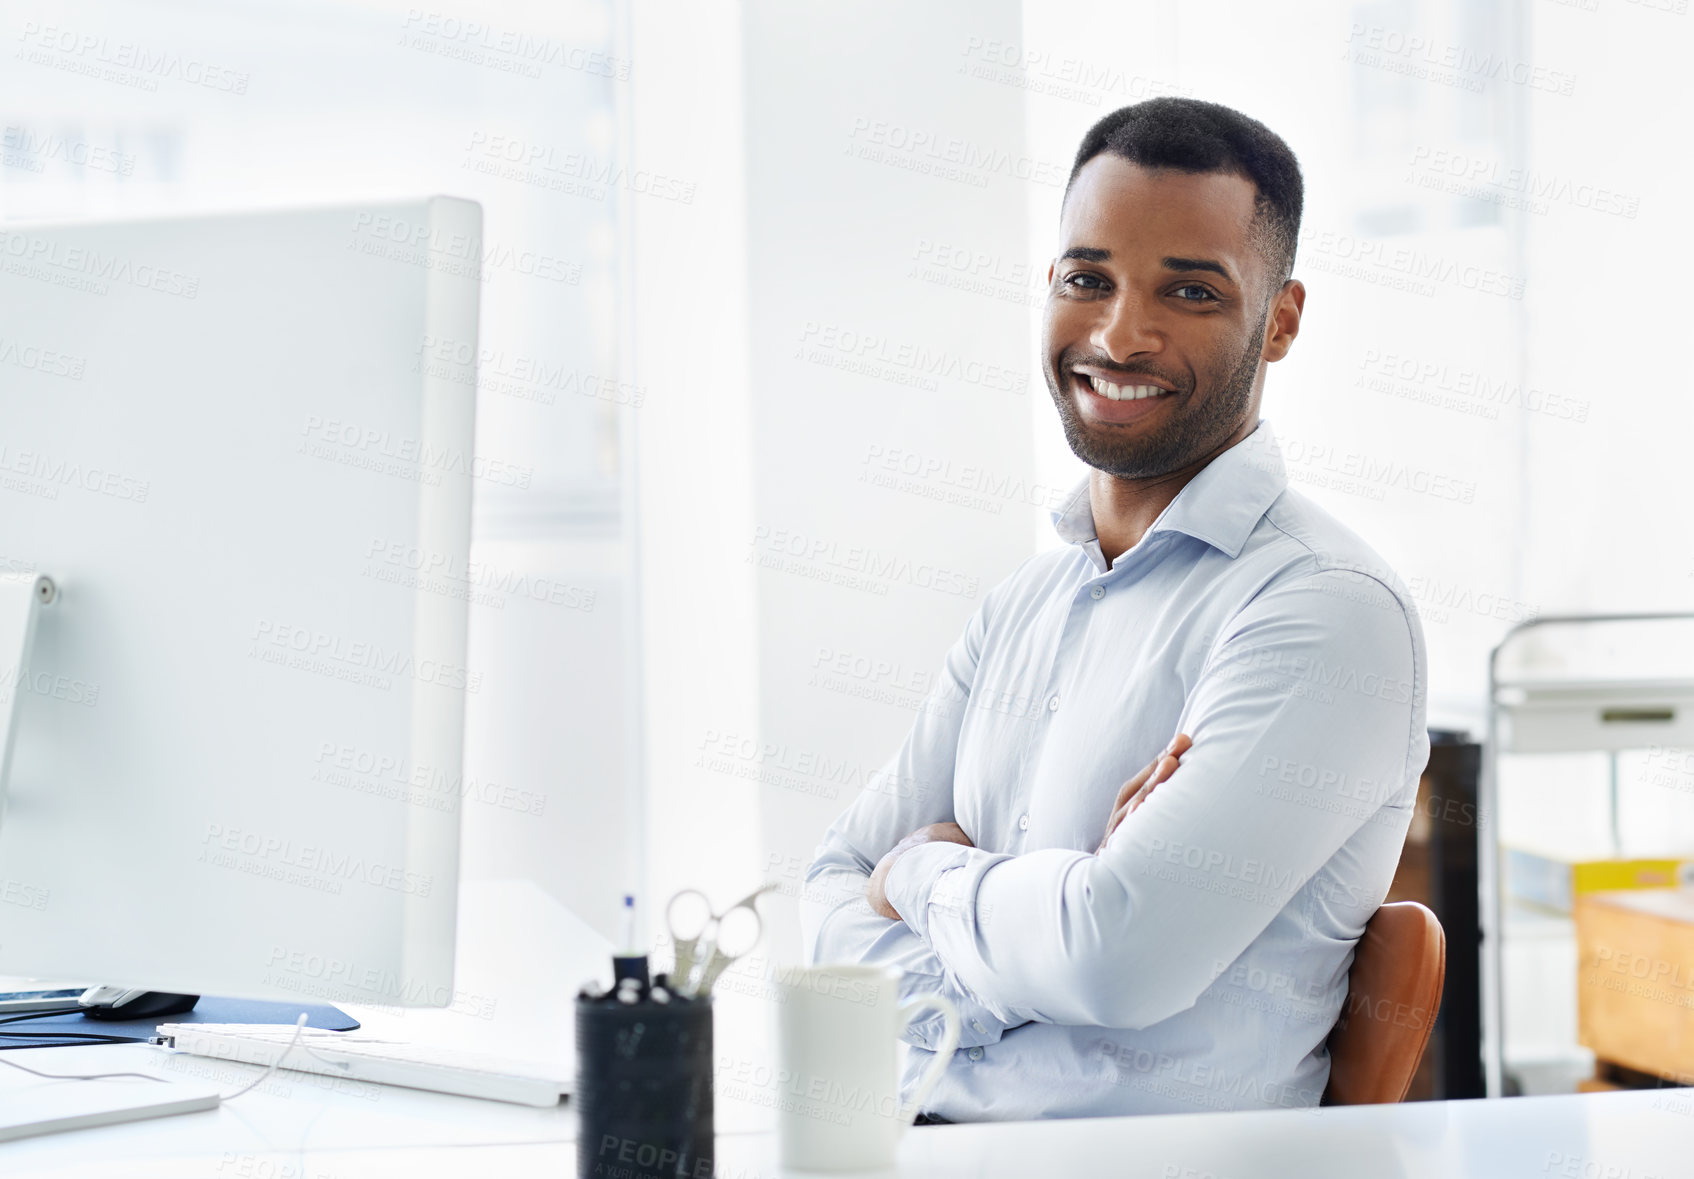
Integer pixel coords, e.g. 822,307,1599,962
612,893,649,990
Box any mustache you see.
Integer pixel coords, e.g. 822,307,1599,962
1059,351,1192,393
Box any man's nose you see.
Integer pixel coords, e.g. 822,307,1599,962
1092,291,1163,364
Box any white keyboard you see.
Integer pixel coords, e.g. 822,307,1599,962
156,1023,570,1107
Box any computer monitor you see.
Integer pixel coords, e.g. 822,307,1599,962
0,198,481,1009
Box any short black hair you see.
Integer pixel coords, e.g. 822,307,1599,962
1064,97,1304,287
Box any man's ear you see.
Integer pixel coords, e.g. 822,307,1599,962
1261,279,1305,364
1046,261,1055,286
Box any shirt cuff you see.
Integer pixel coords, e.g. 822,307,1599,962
884,841,978,940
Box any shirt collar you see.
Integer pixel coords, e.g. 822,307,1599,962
1048,420,1288,561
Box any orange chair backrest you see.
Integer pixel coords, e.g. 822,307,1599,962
1324,900,1447,1106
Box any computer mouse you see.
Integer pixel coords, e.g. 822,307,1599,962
78,986,200,1021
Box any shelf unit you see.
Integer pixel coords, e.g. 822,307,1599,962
1482,612,1694,1097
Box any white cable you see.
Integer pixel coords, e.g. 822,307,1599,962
218,1013,309,1102
0,1055,167,1084
0,1012,323,1101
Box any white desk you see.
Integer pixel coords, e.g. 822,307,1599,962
4,1042,1694,1179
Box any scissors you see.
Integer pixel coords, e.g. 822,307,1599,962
665,882,776,998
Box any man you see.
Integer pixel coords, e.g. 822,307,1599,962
802,97,1428,1122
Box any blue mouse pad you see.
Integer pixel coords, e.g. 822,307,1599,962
0,997,359,1050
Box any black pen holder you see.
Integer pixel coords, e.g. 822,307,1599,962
576,985,714,1179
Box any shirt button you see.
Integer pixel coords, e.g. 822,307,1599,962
967,1047,984,1062
1018,814,1030,831
1048,694,1060,712
1090,585,1105,600
971,1020,986,1035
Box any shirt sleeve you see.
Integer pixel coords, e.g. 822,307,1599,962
882,567,1427,1031
801,584,1028,1050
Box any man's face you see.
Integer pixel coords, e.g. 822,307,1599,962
1043,156,1282,480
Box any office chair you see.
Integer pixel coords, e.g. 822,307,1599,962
1323,901,1447,1105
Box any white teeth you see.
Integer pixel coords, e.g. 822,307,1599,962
1086,376,1167,401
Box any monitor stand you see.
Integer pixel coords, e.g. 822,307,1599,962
0,579,91,1020
0,575,222,1139
0,572,53,813
0,576,357,1040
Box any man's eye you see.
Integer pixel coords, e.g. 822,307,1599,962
1172,284,1217,302
1064,272,1106,291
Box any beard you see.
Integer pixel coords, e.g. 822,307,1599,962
1044,304,1268,480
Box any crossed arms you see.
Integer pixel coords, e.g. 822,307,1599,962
799,567,1422,1043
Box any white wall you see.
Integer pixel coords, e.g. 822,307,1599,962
626,0,764,944
632,0,1038,971
745,0,1036,963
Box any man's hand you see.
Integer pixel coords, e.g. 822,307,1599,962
866,822,973,921
1096,733,1192,854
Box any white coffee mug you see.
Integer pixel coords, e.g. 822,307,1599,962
775,963,961,1172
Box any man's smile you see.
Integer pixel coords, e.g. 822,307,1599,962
1070,366,1181,424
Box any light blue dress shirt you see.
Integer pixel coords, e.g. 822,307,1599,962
801,421,1429,1121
